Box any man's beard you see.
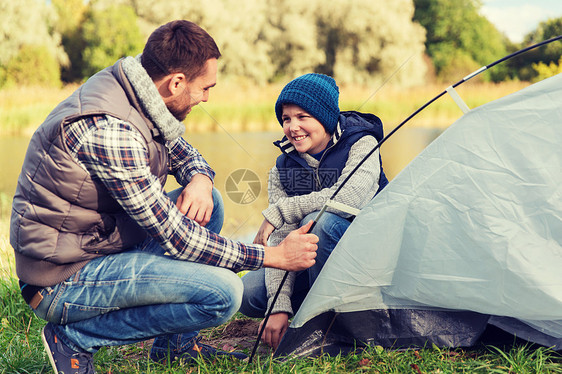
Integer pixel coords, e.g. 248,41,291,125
167,103,189,122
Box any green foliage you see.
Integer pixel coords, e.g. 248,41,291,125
0,0,68,89
52,0,88,83
259,0,428,86
512,18,562,81
262,0,324,81
1,45,62,88
533,57,562,82
524,17,562,62
0,0,558,89
311,0,427,86
116,0,428,86
79,4,145,78
413,0,508,82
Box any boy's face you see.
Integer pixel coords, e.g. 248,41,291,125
282,104,331,154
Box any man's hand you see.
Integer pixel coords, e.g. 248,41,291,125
176,174,214,226
259,313,289,349
263,220,318,271
254,219,275,245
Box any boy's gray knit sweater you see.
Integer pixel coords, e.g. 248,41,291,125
262,135,382,316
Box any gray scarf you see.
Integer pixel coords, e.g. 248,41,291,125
120,55,185,141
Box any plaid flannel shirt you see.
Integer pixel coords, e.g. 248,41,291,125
64,115,264,272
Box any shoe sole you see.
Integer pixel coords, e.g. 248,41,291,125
41,326,59,374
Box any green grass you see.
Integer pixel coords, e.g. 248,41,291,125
0,277,48,373
0,275,560,373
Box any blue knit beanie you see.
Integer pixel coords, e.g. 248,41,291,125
275,73,340,134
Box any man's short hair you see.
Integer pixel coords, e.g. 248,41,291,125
141,20,221,82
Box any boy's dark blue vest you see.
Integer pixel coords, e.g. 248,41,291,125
274,111,389,197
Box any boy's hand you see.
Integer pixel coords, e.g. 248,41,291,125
254,219,275,245
259,313,289,349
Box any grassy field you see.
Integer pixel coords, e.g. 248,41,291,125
3,80,562,373
0,80,530,136
1,276,561,373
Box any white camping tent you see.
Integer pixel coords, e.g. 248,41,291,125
275,73,562,358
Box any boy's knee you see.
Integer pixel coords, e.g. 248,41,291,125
221,273,243,314
239,271,267,318
299,212,318,228
303,212,350,234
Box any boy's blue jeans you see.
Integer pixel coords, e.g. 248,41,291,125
239,211,351,318
32,188,241,354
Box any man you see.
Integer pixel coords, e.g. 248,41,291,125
10,20,318,373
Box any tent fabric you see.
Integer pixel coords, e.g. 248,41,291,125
275,73,562,357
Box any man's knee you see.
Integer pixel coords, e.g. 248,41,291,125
213,271,243,324
208,187,224,234
211,187,223,205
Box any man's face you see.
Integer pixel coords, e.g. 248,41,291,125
168,58,217,121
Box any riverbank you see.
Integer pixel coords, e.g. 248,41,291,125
0,80,529,136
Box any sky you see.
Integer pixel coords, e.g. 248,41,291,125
480,0,562,43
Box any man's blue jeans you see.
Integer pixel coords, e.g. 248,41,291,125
32,188,241,354
239,211,351,318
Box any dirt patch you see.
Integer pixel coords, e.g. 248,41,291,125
133,317,273,361
199,318,273,357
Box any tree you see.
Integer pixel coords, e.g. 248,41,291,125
108,0,428,86
4,0,427,86
3,45,61,87
193,0,275,84
512,18,562,81
314,0,427,86
263,0,325,81
51,0,88,83
79,4,144,78
524,17,562,61
107,0,276,84
264,0,427,86
413,0,508,82
0,0,68,87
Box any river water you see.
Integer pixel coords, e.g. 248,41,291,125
0,127,442,241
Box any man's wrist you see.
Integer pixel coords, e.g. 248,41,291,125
190,173,213,186
262,245,281,268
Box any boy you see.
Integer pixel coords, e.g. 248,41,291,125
240,73,388,348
